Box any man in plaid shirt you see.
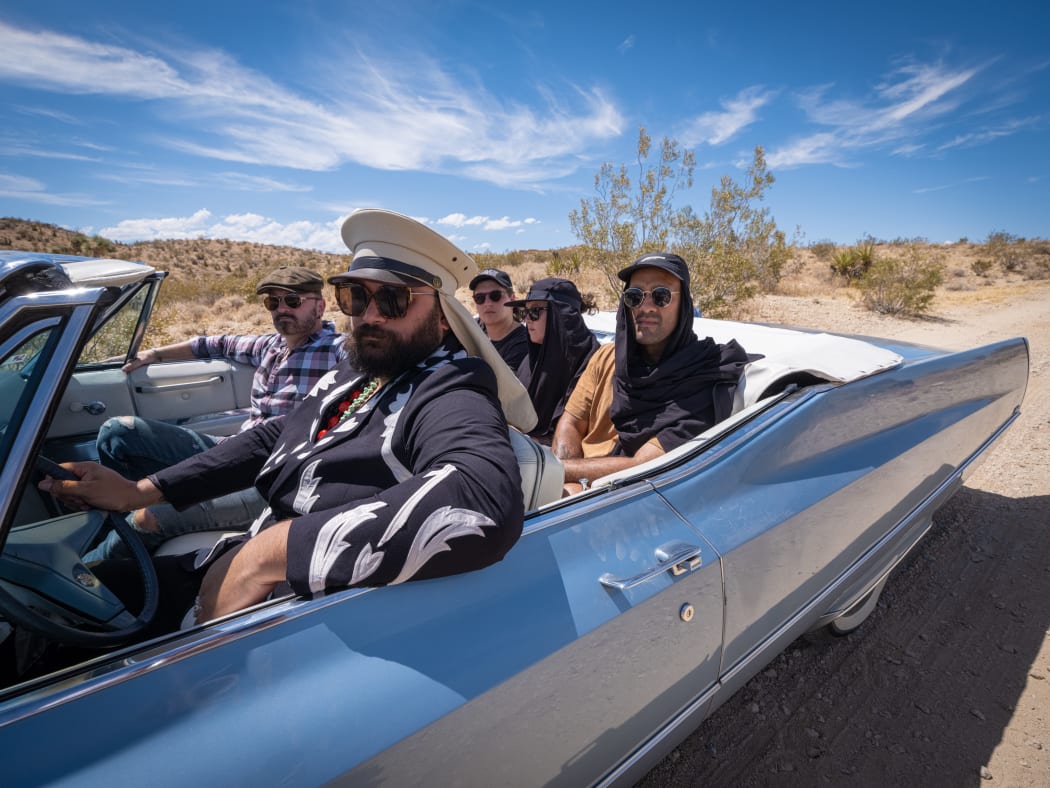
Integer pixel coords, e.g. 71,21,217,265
85,266,347,560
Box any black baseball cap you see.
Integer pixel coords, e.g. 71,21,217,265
469,268,513,290
617,252,690,285
505,277,583,310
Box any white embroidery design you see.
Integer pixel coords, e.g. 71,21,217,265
308,501,387,592
293,459,324,513
389,506,495,585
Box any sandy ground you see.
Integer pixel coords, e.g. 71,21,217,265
637,283,1050,787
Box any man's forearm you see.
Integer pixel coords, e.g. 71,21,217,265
561,455,640,483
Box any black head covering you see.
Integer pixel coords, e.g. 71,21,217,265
511,278,600,438
610,253,751,455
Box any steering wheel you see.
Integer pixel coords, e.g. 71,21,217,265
0,456,160,648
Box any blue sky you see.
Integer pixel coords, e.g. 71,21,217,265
1,1,1047,255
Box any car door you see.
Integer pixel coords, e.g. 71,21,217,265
0,480,724,788
44,277,255,456
327,483,725,787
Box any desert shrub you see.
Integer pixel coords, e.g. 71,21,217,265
970,258,994,277
858,246,944,315
830,238,876,282
546,248,585,278
986,230,1023,273
809,239,837,261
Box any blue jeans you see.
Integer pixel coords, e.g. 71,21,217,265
83,417,266,561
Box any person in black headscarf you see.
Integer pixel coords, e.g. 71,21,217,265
507,277,600,443
552,253,751,492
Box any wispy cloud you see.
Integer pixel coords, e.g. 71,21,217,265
618,35,636,54
913,176,990,194
678,86,776,147
767,59,1018,169
937,116,1040,151
13,104,82,124
0,172,109,206
0,21,624,188
0,142,100,162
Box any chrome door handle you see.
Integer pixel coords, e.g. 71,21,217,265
599,541,703,591
135,375,223,393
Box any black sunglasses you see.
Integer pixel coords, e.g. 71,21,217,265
261,293,318,311
622,286,678,309
472,290,507,304
523,306,549,322
335,282,436,319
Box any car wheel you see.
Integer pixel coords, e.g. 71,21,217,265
826,575,889,637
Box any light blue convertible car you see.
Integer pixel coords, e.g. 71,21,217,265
0,251,1029,785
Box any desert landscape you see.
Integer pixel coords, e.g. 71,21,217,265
2,219,1048,785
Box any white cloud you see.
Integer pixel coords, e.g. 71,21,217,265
679,86,776,147
434,213,536,232
436,213,486,228
98,210,346,252
483,216,521,231
0,21,625,188
618,35,636,54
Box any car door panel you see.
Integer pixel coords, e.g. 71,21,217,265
127,360,252,425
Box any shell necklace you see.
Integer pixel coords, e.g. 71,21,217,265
316,378,379,440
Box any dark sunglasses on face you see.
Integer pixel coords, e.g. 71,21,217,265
261,293,317,311
472,290,506,304
335,282,436,319
523,306,549,322
622,286,678,309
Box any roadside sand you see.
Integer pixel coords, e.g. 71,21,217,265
638,283,1050,787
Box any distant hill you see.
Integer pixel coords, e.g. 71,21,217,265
0,217,352,286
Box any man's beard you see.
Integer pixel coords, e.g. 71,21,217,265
345,306,445,379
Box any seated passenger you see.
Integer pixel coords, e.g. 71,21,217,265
85,266,346,560
470,268,528,370
507,277,600,443
552,253,750,494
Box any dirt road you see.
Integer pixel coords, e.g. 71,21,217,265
638,284,1050,787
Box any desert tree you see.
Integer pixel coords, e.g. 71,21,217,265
569,128,695,295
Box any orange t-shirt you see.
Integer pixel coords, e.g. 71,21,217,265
563,343,661,457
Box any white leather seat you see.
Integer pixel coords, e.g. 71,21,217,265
508,428,565,510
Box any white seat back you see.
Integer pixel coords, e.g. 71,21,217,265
509,428,565,510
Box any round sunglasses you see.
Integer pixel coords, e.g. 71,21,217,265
523,306,549,322
260,293,319,311
472,290,507,304
622,286,678,309
334,282,436,319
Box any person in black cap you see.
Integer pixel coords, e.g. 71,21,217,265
85,265,347,561
552,253,750,493
506,277,600,442
469,268,528,370
43,209,530,634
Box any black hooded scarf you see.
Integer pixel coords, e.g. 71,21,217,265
609,255,752,456
512,278,600,439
